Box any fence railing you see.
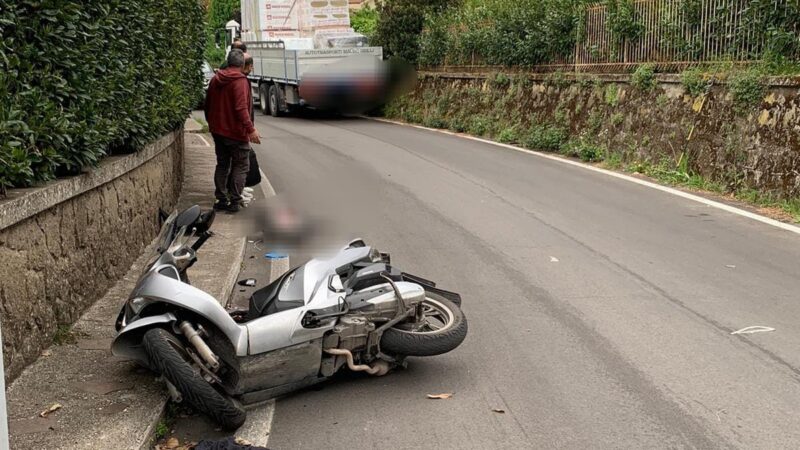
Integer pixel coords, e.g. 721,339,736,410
427,0,796,73
574,0,789,72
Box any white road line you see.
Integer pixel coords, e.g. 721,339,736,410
197,134,211,147
259,168,276,198
370,117,800,236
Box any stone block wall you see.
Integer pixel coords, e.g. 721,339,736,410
388,72,800,199
0,131,184,383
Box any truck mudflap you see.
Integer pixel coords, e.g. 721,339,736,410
401,272,462,307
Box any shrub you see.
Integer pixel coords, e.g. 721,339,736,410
631,63,657,91
521,123,568,151
0,0,205,195
562,139,605,162
605,84,621,107
468,116,492,137
729,67,767,112
497,127,518,144
681,67,708,97
352,6,379,41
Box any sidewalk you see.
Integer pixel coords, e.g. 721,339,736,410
5,120,248,449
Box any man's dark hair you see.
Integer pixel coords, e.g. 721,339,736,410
232,41,247,53
227,49,245,68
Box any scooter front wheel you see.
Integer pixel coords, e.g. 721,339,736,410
142,328,246,430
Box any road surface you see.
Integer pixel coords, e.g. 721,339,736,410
251,113,800,449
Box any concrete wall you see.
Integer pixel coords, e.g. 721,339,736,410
0,131,184,383
388,72,800,199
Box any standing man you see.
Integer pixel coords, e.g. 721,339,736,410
204,49,260,212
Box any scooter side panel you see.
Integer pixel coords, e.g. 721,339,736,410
235,339,323,394
136,272,249,355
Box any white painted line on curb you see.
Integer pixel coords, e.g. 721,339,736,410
235,168,278,447
197,134,211,147
236,399,276,447
370,117,800,236
259,168,276,198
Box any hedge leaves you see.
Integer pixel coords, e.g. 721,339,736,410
0,0,205,196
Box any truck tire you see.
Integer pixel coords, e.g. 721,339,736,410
268,85,282,117
259,84,270,116
142,328,246,430
381,293,468,357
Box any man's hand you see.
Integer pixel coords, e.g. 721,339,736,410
249,130,261,144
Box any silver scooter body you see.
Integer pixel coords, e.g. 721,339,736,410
112,208,430,402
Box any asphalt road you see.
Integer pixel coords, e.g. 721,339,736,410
251,113,800,450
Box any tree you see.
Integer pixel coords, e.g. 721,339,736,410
372,0,454,65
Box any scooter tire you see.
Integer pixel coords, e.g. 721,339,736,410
381,293,468,357
143,328,246,430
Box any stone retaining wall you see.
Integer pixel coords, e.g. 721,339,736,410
0,131,184,383
388,72,800,199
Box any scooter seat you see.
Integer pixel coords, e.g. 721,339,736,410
247,270,303,320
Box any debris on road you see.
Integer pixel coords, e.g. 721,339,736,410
725,265,736,269
39,403,62,418
492,408,506,414
427,393,454,400
237,279,257,287
550,256,559,263
731,326,775,335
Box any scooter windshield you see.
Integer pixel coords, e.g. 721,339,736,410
156,211,179,254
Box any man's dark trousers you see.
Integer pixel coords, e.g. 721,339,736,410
212,134,250,205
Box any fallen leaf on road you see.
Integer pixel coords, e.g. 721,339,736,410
549,256,559,263
164,437,180,449
427,393,453,400
39,403,62,418
41,350,52,357
492,408,506,414
731,326,775,335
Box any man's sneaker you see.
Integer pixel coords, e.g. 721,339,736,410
222,202,241,213
243,187,254,194
213,199,229,211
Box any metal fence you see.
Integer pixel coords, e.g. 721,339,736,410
576,0,791,72
429,0,796,74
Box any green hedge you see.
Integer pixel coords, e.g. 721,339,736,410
0,0,205,196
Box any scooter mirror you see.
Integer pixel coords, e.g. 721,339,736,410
175,205,201,229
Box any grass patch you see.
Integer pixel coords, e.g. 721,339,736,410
52,325,86,345
604,84,620,107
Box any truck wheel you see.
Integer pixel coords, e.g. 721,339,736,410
268,85,282,117
259,84,270,116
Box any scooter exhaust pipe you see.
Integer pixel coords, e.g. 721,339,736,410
179,321,219,371
324,348,390,376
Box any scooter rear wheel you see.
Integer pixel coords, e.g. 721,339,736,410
381,293,468,357
143,328,246,430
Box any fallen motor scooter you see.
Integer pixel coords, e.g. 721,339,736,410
111,205,468,429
